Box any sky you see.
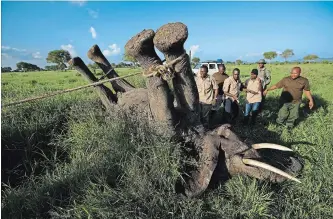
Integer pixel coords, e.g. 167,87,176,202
1,1,333,69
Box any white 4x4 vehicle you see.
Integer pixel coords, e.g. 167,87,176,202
192,60,224,76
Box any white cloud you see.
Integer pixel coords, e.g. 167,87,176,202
102,44,121,56
61,44,77,57
89,27,97,39
276,51,282,55
2,46,26,52
1,46,11,50
70,0,86,7
189,45,199,58
32,52,42,59
1,53,12,59
12,48,27,52
88,9,99,19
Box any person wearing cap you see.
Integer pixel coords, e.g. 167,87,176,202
263,66,314,129
242,69,263,125
222,68,243,123
257,59,271,112
212,64,229,109
195,65,219,127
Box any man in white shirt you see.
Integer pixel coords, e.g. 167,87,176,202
223,68,242,124
195,65,219,127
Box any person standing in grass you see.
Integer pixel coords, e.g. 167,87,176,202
257,59,271,112
242,69,262,125
195,65,219,127
223,68,242,124
212,64,229,109
263,66,314,129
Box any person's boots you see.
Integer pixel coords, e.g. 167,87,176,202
250,110,259,125
243,115,250,125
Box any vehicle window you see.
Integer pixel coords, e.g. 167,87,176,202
209,64,216,69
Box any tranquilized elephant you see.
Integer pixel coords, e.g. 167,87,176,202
69,22,303,198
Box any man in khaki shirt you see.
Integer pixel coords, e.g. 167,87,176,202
195,65,219,127
264,66,314,129
242,69,262,125
223,68,243,123
257,59,271,112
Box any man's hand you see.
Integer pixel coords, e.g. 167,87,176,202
263,90,268,96
232,95,238,102
212,98,217,106
309,100,314,109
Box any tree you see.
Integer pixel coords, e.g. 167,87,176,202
88,63,99,74
1,67,12,72
263,51,278,63
46,49,71,70
192,57,200,65
235,59,242,65
303,54,319,62
16,62,41,72
45,65,58,71
280,49,294,62
123,53,137,68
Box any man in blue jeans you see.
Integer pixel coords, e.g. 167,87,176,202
242,69,262,125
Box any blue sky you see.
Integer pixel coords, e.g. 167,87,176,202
1,1,333,69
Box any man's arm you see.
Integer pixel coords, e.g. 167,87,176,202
263,78,284,96
263,85,279,96
304,90,314,109
223,79,237,100
303,79,314,109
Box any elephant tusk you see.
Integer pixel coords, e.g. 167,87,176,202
242,158,301,183
252,143,293,152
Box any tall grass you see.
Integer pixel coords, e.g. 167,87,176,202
1,65,333,218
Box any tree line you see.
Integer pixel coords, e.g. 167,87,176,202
1,48,329,73
190,49,328,67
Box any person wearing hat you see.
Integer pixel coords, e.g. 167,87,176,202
257,59,271,112
242,69,263,125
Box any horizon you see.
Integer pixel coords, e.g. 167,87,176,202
1,1,333,69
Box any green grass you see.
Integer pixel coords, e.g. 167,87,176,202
1,64,333,218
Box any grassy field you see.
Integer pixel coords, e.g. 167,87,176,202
1,64,333,218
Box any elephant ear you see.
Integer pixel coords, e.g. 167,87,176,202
212,124,250,155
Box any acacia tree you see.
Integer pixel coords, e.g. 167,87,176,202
16,62,40,72
191,57,200,68
304,54,319,62
263,51,278,63
280,49,294,62
235,59,242,65
88,63,99,74
46,50,71,71
123,53,138,68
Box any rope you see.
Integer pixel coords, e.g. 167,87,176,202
1,72,141,108
143,53,186,81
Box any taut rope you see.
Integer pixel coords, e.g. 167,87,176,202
2,72,141,108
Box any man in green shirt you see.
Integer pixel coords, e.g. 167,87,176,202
263,67,314,129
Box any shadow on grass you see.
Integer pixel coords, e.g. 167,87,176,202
1,103,73,188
